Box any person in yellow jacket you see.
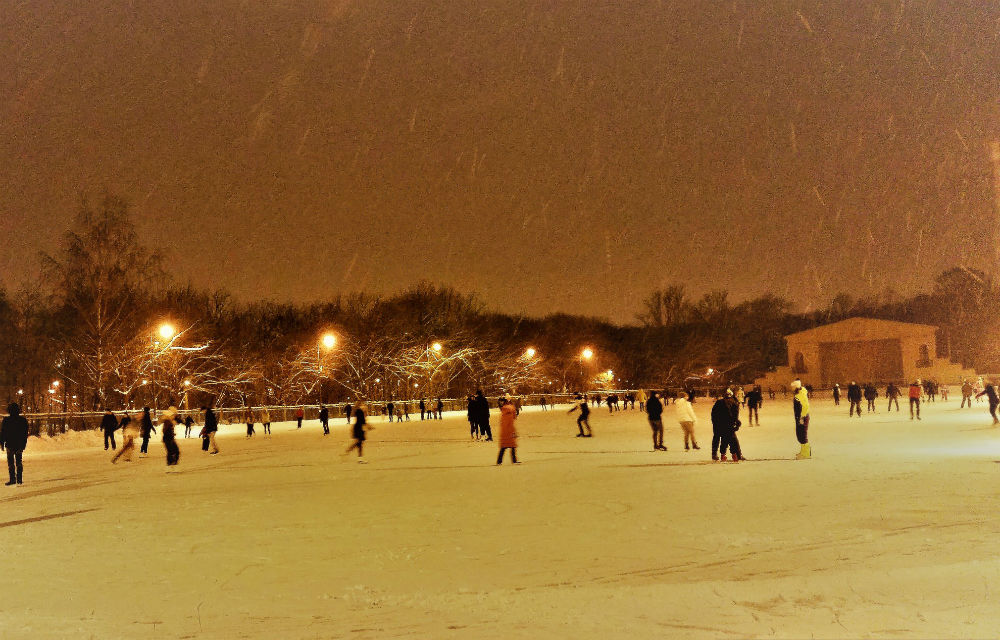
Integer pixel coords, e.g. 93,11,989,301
791,379,811,459
636,388,648,412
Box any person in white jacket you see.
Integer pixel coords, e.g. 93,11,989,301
675,391,700,451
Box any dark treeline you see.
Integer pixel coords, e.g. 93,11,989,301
1,195,995,412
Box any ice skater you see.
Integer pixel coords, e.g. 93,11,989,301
646,391,665,451
161,406,180,466
344,402,353,424
568,395,593,437
201,406,219,454
909,380,922,420
101,409,118,450
112,414,140,463
791,379,811,459
1,403,29,486
139,407,155,455
261,407,271,436
467,395,479,440
496,396,520,464
183,413,194,438
886,382,900,412
847,382,863,417
832,383,841,406
295,406,304,428
864,383,878,413
975,380,998,425
746,386,762,426
474,390,492,441
319,405,330,435
344,402,370,462
675,391,700,451
961,380,974,408
711,390,742,462
244,406,255,437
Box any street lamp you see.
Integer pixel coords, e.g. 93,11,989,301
525,347,537,358
317,333,337,403
582,348,594,360
432,342,442,352
322,333,337,349
159,323,176,341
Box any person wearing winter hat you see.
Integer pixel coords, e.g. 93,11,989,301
791,379,811,459
1,403,29,485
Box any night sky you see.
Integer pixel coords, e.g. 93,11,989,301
1,1,997,323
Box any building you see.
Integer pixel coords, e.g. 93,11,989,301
755,317,976,390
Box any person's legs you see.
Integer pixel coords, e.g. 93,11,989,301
497,448,506,465
209,432,218,453
6,449,16,484
991,400,999,424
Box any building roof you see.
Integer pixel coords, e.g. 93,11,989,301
785,317,939,341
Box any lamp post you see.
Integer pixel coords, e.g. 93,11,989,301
318,333,336,403
153,323,177,415
580,347,594,391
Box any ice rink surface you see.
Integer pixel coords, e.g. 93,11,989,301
2,396,999,639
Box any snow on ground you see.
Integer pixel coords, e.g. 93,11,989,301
1,397,999,639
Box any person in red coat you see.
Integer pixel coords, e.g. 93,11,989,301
496,397,520,465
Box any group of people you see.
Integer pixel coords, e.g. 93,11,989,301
466,391,494,440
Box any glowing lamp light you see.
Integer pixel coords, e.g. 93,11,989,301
432,342,443,352
707,368,714,375
375,378,380,383
184,379,192,387
16,389,23,395
159,323,176,340
321,333,337,349
582,348,594,360
52,380,60,388
526,347,537,358
413,383,419,388
142,379,148,385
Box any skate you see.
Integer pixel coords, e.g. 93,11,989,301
692,444,700,450
795,443,812,459
4,480,14,486
720,454,727,461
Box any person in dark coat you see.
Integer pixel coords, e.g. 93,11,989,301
344,402,369,462
711,390,743,462
1,403,29,485
319,405,330,435
646,391,665,451
100,409,118,450
139,407,156,455
886,383,901,412
161,407,180,466
975,380,999,425
863,383,878,413
201,406,219,454
474,390,492,440
344,403,353,424
419,398,426,420
746,386,763,426
832,383,841,406
436,397,445,420
467,395,479,440
386,401,395,422
847,382,863,417
184,414,194,438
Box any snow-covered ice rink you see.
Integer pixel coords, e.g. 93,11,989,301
2,397,999,639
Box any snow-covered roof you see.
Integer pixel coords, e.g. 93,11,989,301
785,317,939,341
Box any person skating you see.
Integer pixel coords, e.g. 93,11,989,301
100,409,118,450
975,380,999,425
183,414,194,438
675,391,700,451
539,396,548,411
244,406,255,437
436,397,445,420
467,395,479,440
474,390,492,440
909,380,922,420
1,403,29,485
636,388,648,412
496,396,520,464
940,384,949,401
344,402,370,462
139,407,155,455
568,395,593,437
863,383,878,413
791,379,811,459
710,389,743,462
419,398,426,420
319,405,330,435
161,406,181,466
961,380,974,408
832,383,841,406
112,413,139,463
201,406,219,454
261,407,271,436
344,402,353,424
735,386,746,407
847,382,863,417
746,386,762,426
886,382,901,412
646,391,665,451
295,406,304,428
386,402,395,423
